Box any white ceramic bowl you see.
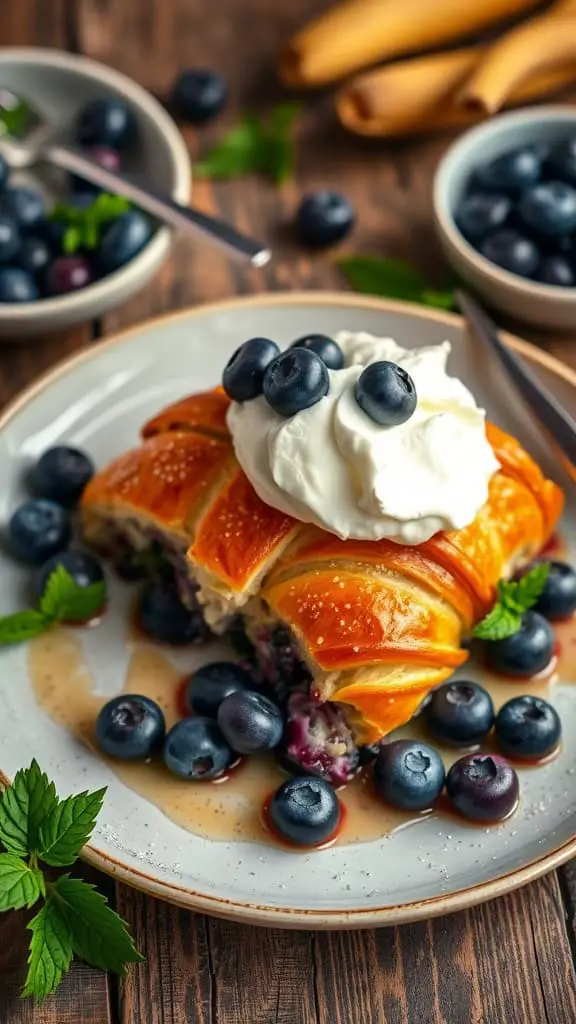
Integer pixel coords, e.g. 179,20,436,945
0,48,191,338
433,106,576,330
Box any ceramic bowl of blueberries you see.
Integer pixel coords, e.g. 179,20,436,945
0,48,191,337
433,105,576,330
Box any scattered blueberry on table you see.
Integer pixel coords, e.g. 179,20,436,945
184,661,252,718
217,690,284,754
138,581,211,646
170,68,228,125
8,498,71,565
31,444,95,507
456,136,576,286
35,549,105,604
296,190,355,247
533,561,576,620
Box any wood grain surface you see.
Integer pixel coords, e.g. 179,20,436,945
1,2,575,1021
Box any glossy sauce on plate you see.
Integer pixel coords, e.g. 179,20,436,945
28,617,576,847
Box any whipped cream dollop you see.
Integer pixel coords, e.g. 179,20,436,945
226,331,500,544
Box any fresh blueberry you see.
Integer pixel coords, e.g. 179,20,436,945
45,256,93,296
263,348,329,417
171,69,228,124
475,146,542,193
296,191,355,247
163,716,233,780
0,152,9,190
480,229,539,277
139,581,211,645
355,360,417,427
0,267,38,302
456,192,512,241
268,775,341,846
31,445,94,507
222,337,280,401
533,561,576,620
484,610,554,677
36,549,105,604
218,690,283,754
70,145,121,194
536,254,575,287
547,136,576,186
495,695,561,760
373,739,445,811
0,213,21,263
519,181,576,236
0,186,45,232
279,693,360,786
446,753,519,821
289,333,344,370
16,236,52,278
96,695,165,760
184,661,252,718
97,212,151,273
8,499,71,565
75,98,135,150
424,681,495,747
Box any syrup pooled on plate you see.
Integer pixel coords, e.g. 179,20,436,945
28,615,576,848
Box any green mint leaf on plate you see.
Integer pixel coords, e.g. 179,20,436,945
51,875,144,974
195,103,300,183
22,897,73,1002
338,255,456,310
0,760,58,856
39,564,106,624
39,789,106,867
472,605,521,641
0,610,51,646
0,853,45,911
472,564,550,640
503,562,550,612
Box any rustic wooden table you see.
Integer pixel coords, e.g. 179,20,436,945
1,3,576,1022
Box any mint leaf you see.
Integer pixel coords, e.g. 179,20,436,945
472,605,521,640
39,789,106,867
52,875,143,974
0,853,44,911
503,562,550,613
195,104,300,183
0,761,57,856
338,256,456,310
39,564,106,624
63,225,81,255
0,610,51,645
22,898,73,1002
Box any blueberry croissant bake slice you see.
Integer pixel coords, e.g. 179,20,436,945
81,388,564,742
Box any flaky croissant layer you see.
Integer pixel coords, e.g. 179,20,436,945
82,388,563,743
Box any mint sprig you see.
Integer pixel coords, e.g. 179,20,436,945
50,193,133,255
0,564,106,646
472,563,550,641
195,103,301,184
0,760,143,1001
338,255,456,311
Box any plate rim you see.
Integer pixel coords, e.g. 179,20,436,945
1,290,575,930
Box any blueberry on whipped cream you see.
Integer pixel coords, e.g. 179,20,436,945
227,330,500,544
354,360,417,426
263,348,329,417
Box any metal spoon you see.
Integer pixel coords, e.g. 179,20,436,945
0,89,271,267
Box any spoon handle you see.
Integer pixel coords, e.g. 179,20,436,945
45,143,271,268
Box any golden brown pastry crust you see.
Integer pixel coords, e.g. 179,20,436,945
82,387,564,741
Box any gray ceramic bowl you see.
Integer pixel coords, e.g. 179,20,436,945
433,106,576,330
0,48,191,338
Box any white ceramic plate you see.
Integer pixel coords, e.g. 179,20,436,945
1,293,575,929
